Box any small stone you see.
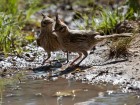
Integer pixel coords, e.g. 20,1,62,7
35,93,42,96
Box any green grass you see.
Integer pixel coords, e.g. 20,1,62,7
0,0,19,15
0,12,24,54
127,0,140,16
0,0,44,55
78,8,136,34
25,0,44,20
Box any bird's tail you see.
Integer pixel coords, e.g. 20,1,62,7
95,33,132,40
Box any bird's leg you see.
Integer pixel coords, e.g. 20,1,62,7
76,51,88,66
61,51,69,65
42,52,51,65
89,46,96,54
66,51,69,63
70,52,82,66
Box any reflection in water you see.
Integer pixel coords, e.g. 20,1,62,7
2,74,140,105
57,96,63,105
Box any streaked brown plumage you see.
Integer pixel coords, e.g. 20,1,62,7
53,14,132,66
37,13,68,65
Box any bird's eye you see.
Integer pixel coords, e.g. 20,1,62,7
43,20,52,24
43,21,48,24
59,27,64,30
41,20,53,27
58,26,66,32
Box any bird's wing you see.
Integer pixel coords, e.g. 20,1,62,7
69,33,88,43
69,30,98,43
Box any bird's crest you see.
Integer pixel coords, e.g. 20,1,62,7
41,13,46,18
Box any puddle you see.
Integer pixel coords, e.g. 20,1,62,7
2,73,140,105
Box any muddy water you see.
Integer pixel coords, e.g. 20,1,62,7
2,73,140,105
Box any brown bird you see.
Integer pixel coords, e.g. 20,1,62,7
36,13,69,65
53,14,132,66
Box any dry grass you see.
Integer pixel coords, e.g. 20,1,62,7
108,36,133,59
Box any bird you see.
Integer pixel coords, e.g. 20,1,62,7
36,13,69,65
53,14,132,66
